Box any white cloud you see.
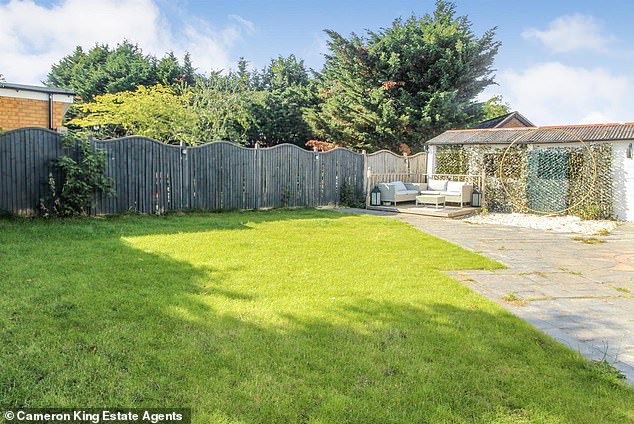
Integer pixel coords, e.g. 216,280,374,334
0,0,255,85
487,62,632,125
522,14,613,53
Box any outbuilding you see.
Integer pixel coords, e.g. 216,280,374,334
426,117,634,221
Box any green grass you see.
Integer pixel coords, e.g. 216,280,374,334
501,293,526,307
1,210,633,423
572,236,607,245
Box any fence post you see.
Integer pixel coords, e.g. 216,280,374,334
254,142,259,210
403,151,409,175
481,168,486,208
362,150,369,208
180,141,190,210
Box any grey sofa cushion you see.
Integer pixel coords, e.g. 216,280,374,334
391,181,407,192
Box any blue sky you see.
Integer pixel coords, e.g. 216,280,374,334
2,0,634,125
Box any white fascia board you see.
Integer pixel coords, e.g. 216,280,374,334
0,87,74,103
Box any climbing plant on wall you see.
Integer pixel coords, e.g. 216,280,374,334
433,142,614,219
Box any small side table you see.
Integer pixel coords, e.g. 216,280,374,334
416,194,446,209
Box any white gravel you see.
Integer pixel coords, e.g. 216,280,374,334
463,212,619,235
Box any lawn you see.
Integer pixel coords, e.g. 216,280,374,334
1,209,633,423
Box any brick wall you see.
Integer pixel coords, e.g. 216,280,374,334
0,96,65,131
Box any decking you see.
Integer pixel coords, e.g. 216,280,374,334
367,203,479,218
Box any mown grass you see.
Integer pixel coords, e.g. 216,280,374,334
1,209,633,423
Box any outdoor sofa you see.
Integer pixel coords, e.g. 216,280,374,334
378,179,473,206
377,181,422,204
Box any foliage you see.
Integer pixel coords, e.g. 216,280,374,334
247,55,317,147
305,140,338,151
1,211,633,423
46,41,197,101
69,85,199,144
45,3,502,149
307,1,500,152
39,135,114,217
435,145,469,174
567,144,614,220
338,181,365,207
66,55,316,147
482,95,511,120
435,143,614,218
189,75,258,145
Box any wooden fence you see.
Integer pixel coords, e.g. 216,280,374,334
0,128,426,216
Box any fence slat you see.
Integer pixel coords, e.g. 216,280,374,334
0,128,383,215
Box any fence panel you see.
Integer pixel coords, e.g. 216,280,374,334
1,128,390,215
93,137,185,215
366,150,427,175
0,128,67,216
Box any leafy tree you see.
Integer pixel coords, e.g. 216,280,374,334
69,85,199,144
307,1,500,152
190,74,258,144
482,95,511,120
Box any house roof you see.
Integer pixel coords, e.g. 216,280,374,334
427,123,634,146
474,111,535,129
0,82,75,96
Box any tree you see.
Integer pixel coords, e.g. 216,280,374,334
189,74,257,145
69,85,199,145
256,54,311,91
307,1,500,152
181,52,196,86
248,55,317,146
482,95,511,120
46,41,197,101
156,52,183,85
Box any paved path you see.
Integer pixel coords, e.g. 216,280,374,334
340,208,634,384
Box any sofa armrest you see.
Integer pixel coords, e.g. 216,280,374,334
378,183,396,201
462,184,473,200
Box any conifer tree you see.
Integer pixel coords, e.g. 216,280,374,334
307,1,500,152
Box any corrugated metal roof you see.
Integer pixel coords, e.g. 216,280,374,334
427,123,634,145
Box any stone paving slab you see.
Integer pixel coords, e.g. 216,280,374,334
339,208,634,384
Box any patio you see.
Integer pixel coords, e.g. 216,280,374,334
367,203,479,218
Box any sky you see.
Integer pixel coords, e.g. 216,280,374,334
1,0,634,126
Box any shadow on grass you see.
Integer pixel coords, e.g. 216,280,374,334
0,211,633,423
0,208,355,239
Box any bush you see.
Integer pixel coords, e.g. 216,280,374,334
339,181,365,208
39,135,114,217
